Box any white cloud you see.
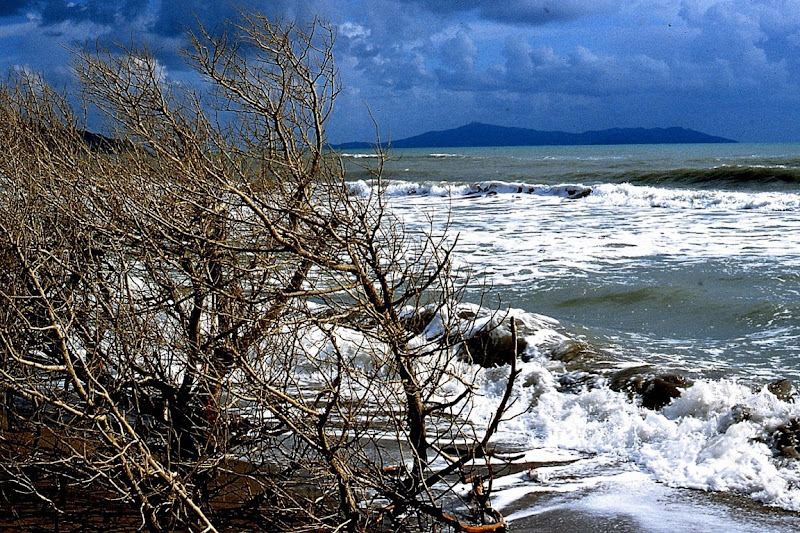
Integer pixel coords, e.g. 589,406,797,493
339,21,370,40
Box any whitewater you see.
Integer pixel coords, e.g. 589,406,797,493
344,143,800,531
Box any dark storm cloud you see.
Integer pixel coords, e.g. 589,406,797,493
333,1,440,93
34,0,150,25
151,0,321,37
0,0,31,17
2,0,800,142
492,39,672,95
404,0,618,24
12,1,318,40
151,1,238,37
0,0,331,82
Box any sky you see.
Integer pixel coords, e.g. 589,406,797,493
1,1,799,144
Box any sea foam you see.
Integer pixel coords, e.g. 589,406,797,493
453,307,800,512
347,179,800,212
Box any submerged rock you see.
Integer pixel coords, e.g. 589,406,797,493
550,339,601,370
401,306,437,335
609,366,692,410
565,186,593,199
558,371,602,393
768,379,797,402
772,419,800,459
717,404,752,433
462,325,528,368
641,375,691,410
549,339,607,392
608,366,650,395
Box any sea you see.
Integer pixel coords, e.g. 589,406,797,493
342,143,800,531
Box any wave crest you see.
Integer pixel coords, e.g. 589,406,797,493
623,164,800,189
346,179,800,211
346,179,594,200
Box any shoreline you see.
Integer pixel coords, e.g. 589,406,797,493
495,467,800,533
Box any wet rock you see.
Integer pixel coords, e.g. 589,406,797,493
462,326,528,368
451,309,546,367
565,186,593,199
717,404,752,432
558,371,601,393
768,379,797,402
608,366,652,396
729,404,752,424
550,339,600,371
457,309,478,320
641,375,690,410
772,419,800,459
401,306,437,335
609,366,691,410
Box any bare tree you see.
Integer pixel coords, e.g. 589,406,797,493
0,11,515,533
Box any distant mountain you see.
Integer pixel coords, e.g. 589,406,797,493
334,122,737,149
80,130,135,153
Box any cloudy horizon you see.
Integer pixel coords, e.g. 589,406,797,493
1,1,799,144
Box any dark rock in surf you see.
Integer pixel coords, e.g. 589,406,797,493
401,306,437,335
609,366,692,410
548,339,616,392
558,372,602,393
550,339,600,370
717,404,752,433
772,419,800,459
608,366,651,396
462,326,528,368
455,312,529,368
641,375,691,410
768,379,797,402
565,186,592,199
402,306,529,367
729,404,752,424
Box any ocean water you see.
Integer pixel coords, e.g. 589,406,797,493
343,144,800,530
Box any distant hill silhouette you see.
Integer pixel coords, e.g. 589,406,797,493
334,122,737,149
80,130,136,153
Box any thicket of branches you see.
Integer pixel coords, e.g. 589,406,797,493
0,12,516,532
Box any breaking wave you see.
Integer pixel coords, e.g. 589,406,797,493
296,298,800,512
346,179,800,211
412,304,800,514
620,164,800,189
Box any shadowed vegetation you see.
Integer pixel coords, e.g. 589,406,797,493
0,11,515,533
